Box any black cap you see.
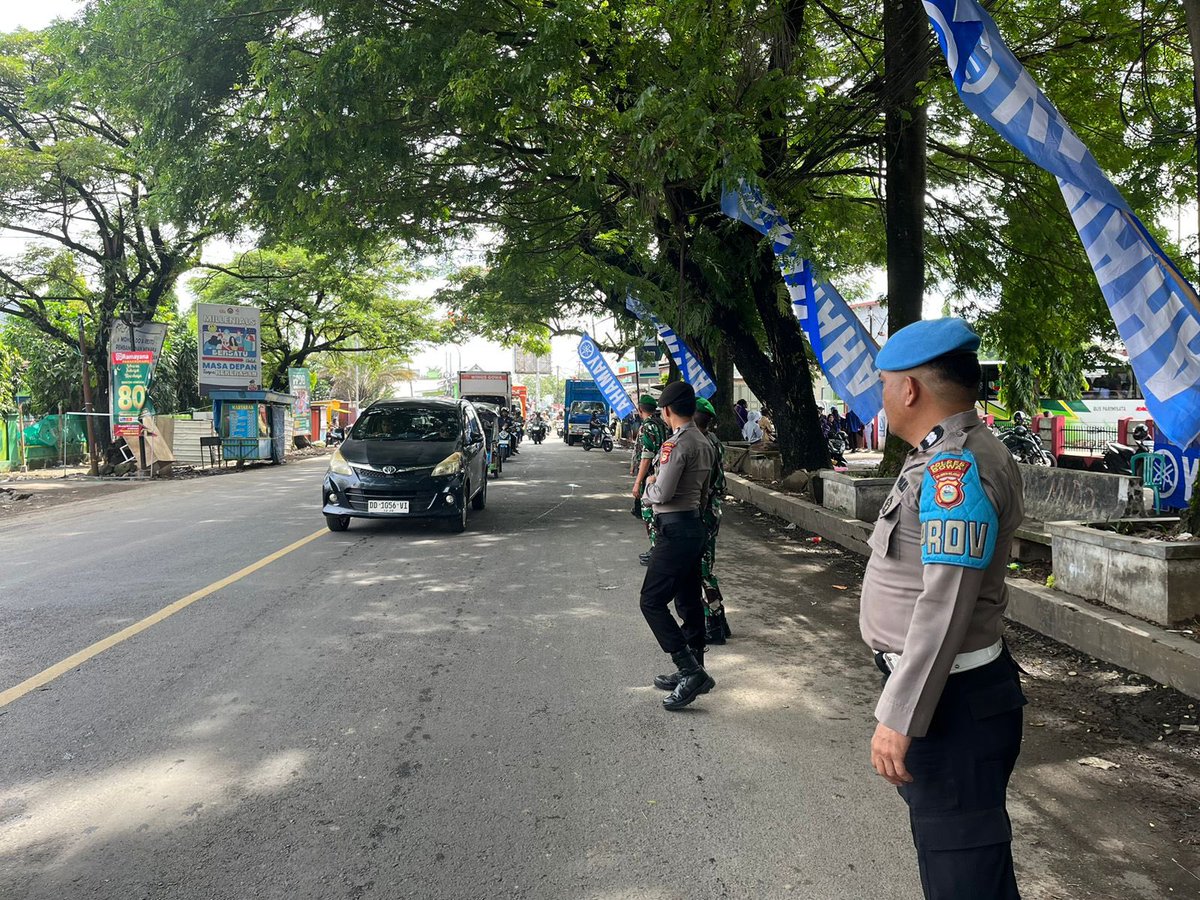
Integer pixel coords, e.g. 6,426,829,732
658,381,695,410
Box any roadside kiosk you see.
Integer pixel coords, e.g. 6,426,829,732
210,390,295,464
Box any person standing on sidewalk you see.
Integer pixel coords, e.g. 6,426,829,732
631,395,669,566
859,318,1025,900
693,396,732,644
640,381,716,711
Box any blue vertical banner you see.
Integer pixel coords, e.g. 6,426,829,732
577,333,636,419
721,184,884,424
624,294,717,399
924,0,1200,449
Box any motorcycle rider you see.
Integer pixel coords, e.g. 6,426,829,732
588,408,605,445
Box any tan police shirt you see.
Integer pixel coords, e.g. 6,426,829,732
859,409,1024,737
643,420,715,515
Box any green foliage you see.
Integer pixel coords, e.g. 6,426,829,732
192,245,440,390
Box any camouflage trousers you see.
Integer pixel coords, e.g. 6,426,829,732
701,511,724,615
640,499,657,546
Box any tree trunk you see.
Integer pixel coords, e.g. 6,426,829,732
1185,0,1200,262
710,337,742,443
879,0,929,475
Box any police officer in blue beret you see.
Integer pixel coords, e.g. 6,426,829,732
859,318,1026,900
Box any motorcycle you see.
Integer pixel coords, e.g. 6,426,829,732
582,425,614,452
324,426,346,448
530,421,547,444
828,429,849,467
497,427,512,462
1103,425,1153,476
1000,422,1056,466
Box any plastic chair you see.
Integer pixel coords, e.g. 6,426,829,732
1130,451,1167,514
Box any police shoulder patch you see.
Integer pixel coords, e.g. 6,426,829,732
660,440,676,464
919,449,997,569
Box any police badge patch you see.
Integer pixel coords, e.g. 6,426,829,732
659,440,675,464
919,450,998,569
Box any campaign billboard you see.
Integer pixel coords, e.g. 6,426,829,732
197,304,262,395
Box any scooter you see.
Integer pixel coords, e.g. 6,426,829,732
530,422,547,444
497,427,512,462
1000,422,1056,466
1104,425,1152,476
828,429,849,467
325,426,346,448
582,426,614,453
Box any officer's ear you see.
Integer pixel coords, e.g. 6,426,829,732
903,374,923,408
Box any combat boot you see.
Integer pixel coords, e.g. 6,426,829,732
654,648,705,691
662,649,715,710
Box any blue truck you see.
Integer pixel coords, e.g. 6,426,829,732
563,379,609,446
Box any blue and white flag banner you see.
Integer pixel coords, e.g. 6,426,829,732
577,332,636,419
624,293,718,400
721,184,884,424
925,0,1200,449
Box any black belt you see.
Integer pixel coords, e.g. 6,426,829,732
654,510,701,526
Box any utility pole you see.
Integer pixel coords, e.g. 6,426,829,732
77,314,99,476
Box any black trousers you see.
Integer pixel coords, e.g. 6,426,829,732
884,651,1025,900
639,517,706,654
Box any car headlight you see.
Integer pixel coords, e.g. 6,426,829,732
431,451,463,477
329,448,353,476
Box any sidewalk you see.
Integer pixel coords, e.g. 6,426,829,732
724,471,1200,702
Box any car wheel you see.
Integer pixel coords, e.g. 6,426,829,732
448,490,468,533
472,474,487,510
325,514,351,532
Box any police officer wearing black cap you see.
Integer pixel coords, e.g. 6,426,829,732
860,318,1026,900
639,380,716,711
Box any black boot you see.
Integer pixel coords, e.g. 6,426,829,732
654,648,705,691
662,649,715,710
705,614,726,645
705,585,732,639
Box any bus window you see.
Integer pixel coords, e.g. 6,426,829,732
1082,366,1141,400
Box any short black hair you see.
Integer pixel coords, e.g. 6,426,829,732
663,395,697,417
920,352,982,400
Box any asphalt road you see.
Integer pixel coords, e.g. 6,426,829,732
0,439,1196,899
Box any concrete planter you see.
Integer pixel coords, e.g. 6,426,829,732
743,452,782,482
1048,520,1200,625
819,469,895,522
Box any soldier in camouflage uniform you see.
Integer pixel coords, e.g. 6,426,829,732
631,395,669,566
694,397,732,643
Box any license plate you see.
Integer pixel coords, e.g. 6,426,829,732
368,500,409,514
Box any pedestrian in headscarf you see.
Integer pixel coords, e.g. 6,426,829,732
734,398,749,430
742,409,763,443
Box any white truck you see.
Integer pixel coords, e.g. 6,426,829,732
458,371,513,409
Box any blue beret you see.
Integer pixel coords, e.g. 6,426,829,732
876,318,981,372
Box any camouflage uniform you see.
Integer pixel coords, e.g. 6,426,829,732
701,431,729,636
637,415,669,545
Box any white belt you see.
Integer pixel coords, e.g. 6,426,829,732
881,639,1003,675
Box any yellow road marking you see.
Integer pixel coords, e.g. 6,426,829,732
0,527,328,710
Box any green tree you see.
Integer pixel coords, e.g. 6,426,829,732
0,27,216,420
192,246,440,391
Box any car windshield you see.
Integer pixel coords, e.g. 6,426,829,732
572,401,605,417
351,407,460,442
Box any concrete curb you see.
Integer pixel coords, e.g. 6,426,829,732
724,472,1200,699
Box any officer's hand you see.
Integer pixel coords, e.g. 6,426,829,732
870,722,913,786
646,476,656,486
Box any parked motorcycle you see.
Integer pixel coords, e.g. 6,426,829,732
1103,424,1152,476
828,429,849,467
582,425,614,452
999,412,1055,466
